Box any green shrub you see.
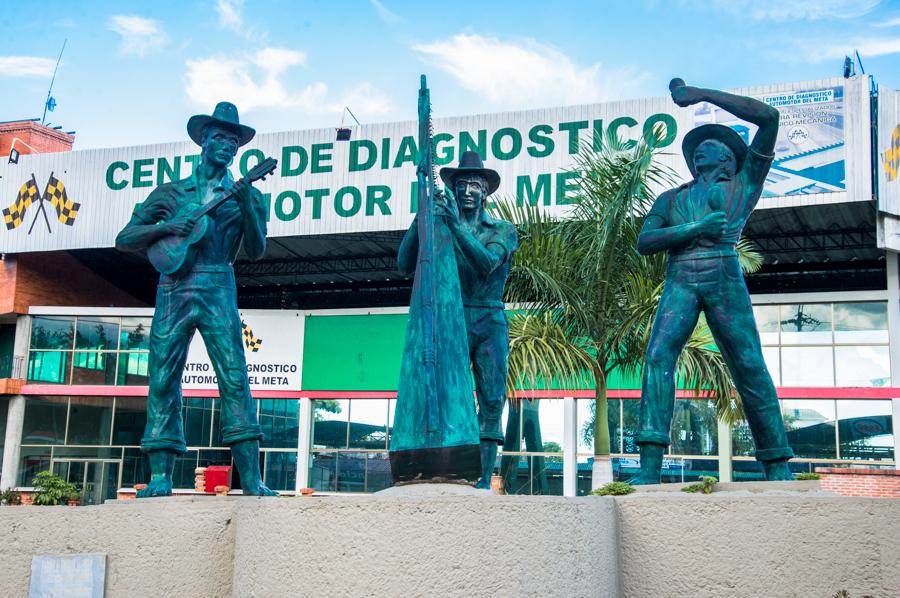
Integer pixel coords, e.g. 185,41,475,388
682,476,718,494
795,472,821,480
591,482,635,496
32,471,78,506
0,489,21,505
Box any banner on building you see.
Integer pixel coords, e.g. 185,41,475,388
181,309,304,391
876,86,900,252
0,77,869,254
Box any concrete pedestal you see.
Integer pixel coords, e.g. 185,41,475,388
1,486,898,597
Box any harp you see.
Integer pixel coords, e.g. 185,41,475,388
389,75,482,483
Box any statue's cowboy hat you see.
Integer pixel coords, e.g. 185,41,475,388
187,102,256,147
439,151,501,196
682,124,748,177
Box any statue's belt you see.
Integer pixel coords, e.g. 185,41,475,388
668,248,738,261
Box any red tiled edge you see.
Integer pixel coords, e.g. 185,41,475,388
17,384,900,400
816,467,900,476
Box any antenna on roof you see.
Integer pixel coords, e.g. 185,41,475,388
855,49,865,75
41,39,67,125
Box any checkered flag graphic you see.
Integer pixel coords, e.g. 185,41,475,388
885,124,900,183
43,172,80,225
241,320,262,352
2,175,41,230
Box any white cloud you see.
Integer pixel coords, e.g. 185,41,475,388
370,0,403,25
107,15,169,56
184,47,392,117
874,16,900,27
707,0,881,21
216,0,244,30
798,36,900,63
412,34,648,108
0,56,56,78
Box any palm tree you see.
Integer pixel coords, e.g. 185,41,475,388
497,132,760,488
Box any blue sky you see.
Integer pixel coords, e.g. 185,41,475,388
2,0,900,150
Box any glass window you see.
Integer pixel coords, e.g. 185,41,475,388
122,448,149,488
312,399,348,449
781,347,834,386
575,398,620,455
117,352,149,385
837,400,894,461
27,351,71,384
0,399,7,466
22,396,68,444
71,351,117,385
535,399,564,453
310,452,337,492
184,398,215,447
30,316,74,350
761,347,780,386
670,399,718,456
347,399,389,450
753,305,780,345
259,399,299,449
113,396,147,445
18,446,52,486
75,316,119,351
387,399,396,446
365,452,392,492
173,451,199,489
781,399,836,459
834,302,888,344
731,420,755,457
621,400,641,454
834,346,891,387
780,304,831,345
336,452,367,492
67,396,113,445
264,451,297,491
120,317,152,351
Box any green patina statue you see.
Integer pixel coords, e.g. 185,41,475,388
115,102,277,497
395,150,518,488
390,76,518,488
632,79,795,484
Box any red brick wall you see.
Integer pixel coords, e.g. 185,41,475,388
0,121,74,157
817,467,900,498
0,252,146,315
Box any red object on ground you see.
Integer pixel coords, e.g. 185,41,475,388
204,466,233,493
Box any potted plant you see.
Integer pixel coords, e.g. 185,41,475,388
66,489,82,507
1,489,22,506
32,471,78,506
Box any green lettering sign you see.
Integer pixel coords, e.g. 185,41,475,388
156,157,181,186
311,143,333,174
132,158,153,188
305,188,329,220
282,146,309,177
275,190,301,221
106,161,129,191
366,185,392,216
492,127,522,161
517,173,551,206
556,171,579,205
335,186,362,217
434,133,455,166
459,130,487,158
239,149,264,176
393,136,417,168
643,113,677,148
527,125,554,158
559,120,589,154
349,140,377,172
609,116,638,150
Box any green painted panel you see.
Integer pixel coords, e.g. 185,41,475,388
302,313,407,390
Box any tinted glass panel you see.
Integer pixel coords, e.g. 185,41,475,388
72,351,117,385
259,399,299,449
753,305,779,345
622,400,641,454
347,399,388,450
310,452,337,492
184,398,215,447
837,400,894,461
670,400,718,456
30,316,74,350
22,396,68,444
833,302,888,344
120,317,152,351
781,347,833,386
122,448,149,488
264,451,297,491
75,316,119,350
113,396,147,445
117,352,149,385
27,351,71,384
18,446,52,486
312,399,348,449
834,346,890,387
67,396,113,445
782,399,836,459
780,304,831,345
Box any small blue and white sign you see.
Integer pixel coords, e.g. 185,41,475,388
29,554,106,598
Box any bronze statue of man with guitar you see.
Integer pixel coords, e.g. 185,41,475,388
116,102,278,497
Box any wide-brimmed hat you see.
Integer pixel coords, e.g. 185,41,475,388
187,101,256,147
439,151,501,195
682,124,748,177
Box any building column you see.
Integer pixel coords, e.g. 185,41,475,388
1,395,25,490
296,397,312,492
563,396,577,497
887,252,900,471
717,418,733,483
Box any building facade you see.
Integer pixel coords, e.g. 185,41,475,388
2,76,900,503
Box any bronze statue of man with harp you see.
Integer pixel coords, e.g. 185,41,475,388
391,77,518,489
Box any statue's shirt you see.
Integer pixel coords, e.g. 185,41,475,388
647,147,773,260
126,170,262,268
454,212,518,308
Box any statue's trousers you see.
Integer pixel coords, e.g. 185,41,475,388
465,305,509,443
141,266,263,454
636,256,794,462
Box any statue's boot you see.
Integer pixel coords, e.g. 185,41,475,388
138,449,176,498
475,441,498,489
763,458,794,481
232,440,278,496
628,443,664,485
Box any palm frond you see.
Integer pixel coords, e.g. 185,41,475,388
506,311,595,394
